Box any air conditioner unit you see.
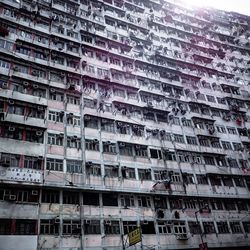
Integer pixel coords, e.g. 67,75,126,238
31,190,39,196
8,195,16,201
86,161,93,166
8,127,15,132
8,99,15,105
104,220,112,226
37,106,44,111
58,133,64,138
1,82,8,89
32,70,39,76
36,131,43,137
23,81,29,87
54,218,60,224
156,209,165,219
72,135,78,140
85,220,91,224
119,142,125,147
13,66,19,71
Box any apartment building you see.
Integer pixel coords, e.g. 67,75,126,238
0,0,250,249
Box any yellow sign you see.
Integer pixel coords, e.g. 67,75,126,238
128,228,142,246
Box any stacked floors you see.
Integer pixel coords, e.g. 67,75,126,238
0,0,250,249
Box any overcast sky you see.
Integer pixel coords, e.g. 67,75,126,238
181,0,250,16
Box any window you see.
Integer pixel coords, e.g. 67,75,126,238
204,156,215,165
150,149,162,159
210,176,221,186
158,221,172,234
234,177,245,187
243,222,250,233
171,172,181,183
67,115,80,126
221,141,232,150
203,222,216,234
211,199,223,210
63,191,79,205
232,142,242,151
85,115,98,128
47,133,64,146
46,158,63,171
182,119,192,127
217,222,230,234
210,108,220,117
83,192,99,205
86,164,101,176
216,125,226,133
104,165,119,178
63,220,81,235
138,169,152,180
173,134,185,143
123,221,137,235
183,199,196,209
66,160,82,173
0,153,20,167
101,119,115,133
188,222,201,234
117,122,130,134
104,221,120,234
67,136,81,149
138,196,151,208
40,219,59,235
121,167,136,179
230,222,242,234
217,97,226,104
206,95,216,103
120,195,135,207
135,146,148,158
186,136,198,145
119,143,133,156
141,221,155,234
49,90,64,102
228,159,239,168
0,219,11,235
67,95,80,105
199,138,210,147
84,220,101,234
173,222,187,237
103,193,118,206
224,200,236,210
227,127,237,134
42,190,60,203
211,140,221,148
48,110,64,123
196,175,208,185
222,176,233,187
85,139,99,151
103,142,117,154
172,117,180,125
169,198,183,209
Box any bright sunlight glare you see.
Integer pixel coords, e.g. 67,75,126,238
180,0,250,16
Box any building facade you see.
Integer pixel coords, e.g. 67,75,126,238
0,0,250,249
